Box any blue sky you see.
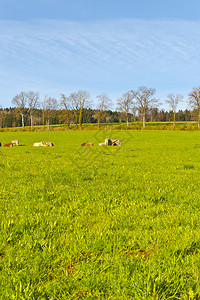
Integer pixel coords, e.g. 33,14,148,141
1,0,200,109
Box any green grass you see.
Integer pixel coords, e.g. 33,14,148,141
1,130,200,299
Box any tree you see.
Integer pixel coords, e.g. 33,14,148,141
94,93,112,128
0,105,3,128
60,93,72,128
27,91,40,129
148,107,158,122
116,91,133,126
188,87,200,128
12,92,27,128
132,106,138,122
166,93,183,126
131,86,157,127
69,90,90,129
42,96,57,129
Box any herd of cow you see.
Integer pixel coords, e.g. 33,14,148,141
0,138,121,148
0,139,19,147
0,139,54,147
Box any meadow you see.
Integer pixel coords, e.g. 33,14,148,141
1,130,200,299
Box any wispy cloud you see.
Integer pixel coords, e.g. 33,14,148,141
0,19,200,108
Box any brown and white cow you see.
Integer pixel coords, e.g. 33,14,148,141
105,138,112,146
12,139,19,146
97,138,122,146
3,143,13,147
41,141,54,146
112,139,121,146
33,141,54,147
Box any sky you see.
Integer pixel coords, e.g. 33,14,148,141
1,0,200,110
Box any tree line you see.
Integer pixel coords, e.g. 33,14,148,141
0,86,200,128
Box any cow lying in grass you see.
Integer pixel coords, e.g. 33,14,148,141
3,143,13,147
41,142,53,146
81,142,94,146
97,139,121,146
12,139,19,146
33,141,54,147
112,139,121,146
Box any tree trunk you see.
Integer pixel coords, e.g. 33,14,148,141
48,119,50,130
21,113,24,128
79,109,83,130
31,115,33,129
126,114,129,126
98,111,103,129
143,115,145,128
67,113,70,129
74,111,78,128
42,111,45,129
173,111,176,127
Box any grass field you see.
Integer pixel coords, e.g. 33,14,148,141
1,130,200,299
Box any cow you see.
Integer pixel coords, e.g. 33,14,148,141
112,139,122,146
105,138,112,146
3,143,13,147
11,139,19,146
33,141,54,147
41,142,54,146
81,142,94,146
97,138,122,146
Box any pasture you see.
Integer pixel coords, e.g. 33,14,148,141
1,130,200,299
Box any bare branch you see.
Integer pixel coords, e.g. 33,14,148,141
188,86,200,128
116,91,133,126
131,86,157,127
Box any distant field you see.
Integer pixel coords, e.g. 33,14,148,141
1,130,200,299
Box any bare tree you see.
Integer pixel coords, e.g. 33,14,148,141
131,86,157,127
12,92,27,128
188,86,200,128
94,93,112,128
116,91,133,126
149,99,162,122
60,93,72,128
26,91,40,129
166,93,183,126
69,93,79,127
132,106,138,122
42,96,57,130
69,90,90,129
